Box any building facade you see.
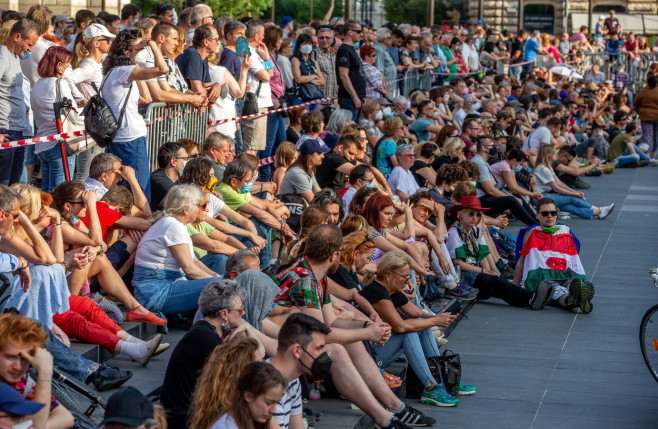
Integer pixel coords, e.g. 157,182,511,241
0,0,130,17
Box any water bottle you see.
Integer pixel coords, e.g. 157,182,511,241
491,227,501,251
309,382,321,400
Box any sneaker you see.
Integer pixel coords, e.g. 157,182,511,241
564,278,595,314
378,417,412,429
573,177,591,189
445,282,478,301
650,159,658,166
133,334,163,367
557,211,571,220
598,203,615,220
458,382,477,396
639,160,650,167
86,366,132,392
394,404,436,426
530,281,555,310
431,327,448,346
420,385,459,407
153,342,170,357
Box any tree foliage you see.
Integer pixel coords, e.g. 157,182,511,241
269,0,343,26
131,0,270,20
383,0,449,27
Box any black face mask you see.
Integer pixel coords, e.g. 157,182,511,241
299,347,333,379
487,146,498,156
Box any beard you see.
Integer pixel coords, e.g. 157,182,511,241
327,257,341,275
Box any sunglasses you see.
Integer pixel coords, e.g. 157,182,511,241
97,38,112,43
539,210,558,217
355,234,373,250
416,205,431,215
467,211,482,218
68,200,87,208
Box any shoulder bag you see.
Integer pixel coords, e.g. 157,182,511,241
55,79,97,155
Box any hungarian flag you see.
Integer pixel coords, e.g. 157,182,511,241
518,225,586,291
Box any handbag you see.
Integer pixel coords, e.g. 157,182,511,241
405,350,462,399
81,70,133,148
243,81,262,116
55,80,97,155
297,59,325,102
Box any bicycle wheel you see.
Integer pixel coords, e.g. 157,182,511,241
639,304,658,383
51,370,106,428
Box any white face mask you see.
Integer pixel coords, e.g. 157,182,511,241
382,107,392,117
375,110,383,121
300,44,313,55
2,420,34,429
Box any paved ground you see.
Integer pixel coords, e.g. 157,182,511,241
106,165,658,428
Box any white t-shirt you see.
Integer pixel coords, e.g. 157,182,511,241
247,50,273,109
64,57,103,103
31,78,81,153
388,166,419,197
341,186,357,218
135,47,162,84
135,216,195,272
102,66,147,142
533,164,555,194
453,108,466,128
209,413,239,429
209,64,237,138
21,37,57,87
523,125,552,153
207,193,226,218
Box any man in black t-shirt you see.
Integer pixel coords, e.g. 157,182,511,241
603,10,622,36
336,20,367,121
149,142,187,212
509,29,527,80
315,134,360,189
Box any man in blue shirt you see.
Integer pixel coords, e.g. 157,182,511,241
605,33,624,62
410,100,442,142
523,30,545,72
175,24,221,104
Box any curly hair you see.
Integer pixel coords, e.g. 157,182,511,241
188,338,261,429
0,313,47,350
103,29,141,74
458,159,480,181
180,157,215,188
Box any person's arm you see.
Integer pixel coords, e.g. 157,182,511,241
554,158,601,176
372,235,428,276
217,204,258,236
313,60,325,87
169,243,216,278
424,123,443,134
326,278,379,320
81,190,104,246
115,165,151,218
369,166,392,194
338,67,361,109
291,58,316,84
415,166,437,186
114,215,151,231
238,202,295,242
191,231,241,255
147,79,206,106
226,59,250,99
321,0,335,23
300,304,391,345
0,212,57,265
372,299,455,333
128,41,168,81
500,170,542,199
479,179,507,197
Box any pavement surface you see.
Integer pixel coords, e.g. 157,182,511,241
104,165,658,429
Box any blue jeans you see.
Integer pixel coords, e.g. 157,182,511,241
613,153,640,167
37,144,76,192
259,112,286,181
510,65,521,80
338,98,360,122
0,130,28,185
251,218,272,270
109,136,151,202
548,193,594,219
373,327,440,388
132,266,218,314
200,253,228,277
74,144,105,181
45,325,96,382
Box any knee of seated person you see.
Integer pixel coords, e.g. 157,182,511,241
325,343,349,361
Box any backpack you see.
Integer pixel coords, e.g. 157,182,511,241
82,70,133,148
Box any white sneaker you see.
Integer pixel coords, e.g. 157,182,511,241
650,158,658,166
598,203,615,220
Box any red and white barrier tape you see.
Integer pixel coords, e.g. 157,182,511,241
0,130,86,149
259,156,275,166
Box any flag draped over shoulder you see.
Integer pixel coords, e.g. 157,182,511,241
517,225,586,291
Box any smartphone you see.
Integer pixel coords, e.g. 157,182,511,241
438,298,462,315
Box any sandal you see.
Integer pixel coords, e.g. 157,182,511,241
380,368,402,389
126,305,167,326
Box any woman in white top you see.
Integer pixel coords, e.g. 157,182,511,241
102,29,168,203
133,184,221,315
31,46,79,192
66,23,115,181
208,47,250,139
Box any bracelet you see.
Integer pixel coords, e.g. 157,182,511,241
263,59,273,70
54,222,63,227
363,321,370,328
351,94,358,99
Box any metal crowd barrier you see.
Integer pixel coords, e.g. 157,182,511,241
144,102,210,172
402,70,434,97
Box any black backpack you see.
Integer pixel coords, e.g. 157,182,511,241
82,70,133,148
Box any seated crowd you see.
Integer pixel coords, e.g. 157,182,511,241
2,4,656,429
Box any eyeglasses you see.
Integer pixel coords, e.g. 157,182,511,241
189,153,200,159
3,211,19,220
199,202,209,210
416,205,431,215
68,201,87,208
466,211,482,218
335,248,345,254
203,15,214,20
394,272,412,283
539,210,558,217
176,156,189,160
349,28,362,34
227,306,245,313
368,54,376,57
97,38,111,42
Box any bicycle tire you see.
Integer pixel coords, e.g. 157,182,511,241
51,370,106,428
639,304,658,383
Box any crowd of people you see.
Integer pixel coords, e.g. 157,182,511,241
0,3,657,429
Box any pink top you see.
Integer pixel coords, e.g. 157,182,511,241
269,56,285,98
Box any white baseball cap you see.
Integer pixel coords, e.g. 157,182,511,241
599,15,605,20
83,23,116,39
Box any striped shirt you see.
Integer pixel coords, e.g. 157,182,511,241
269,363,302,429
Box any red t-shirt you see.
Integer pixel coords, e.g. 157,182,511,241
80,201,123,243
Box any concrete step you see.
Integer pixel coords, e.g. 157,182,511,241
69,320,159,364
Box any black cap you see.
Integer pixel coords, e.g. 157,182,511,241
101,387,153,427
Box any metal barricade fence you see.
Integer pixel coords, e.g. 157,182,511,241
144,102,210,172
402,70,434,97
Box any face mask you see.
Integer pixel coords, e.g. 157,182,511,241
462,87,469,95
472,101,482,111
299,347,333,379
252,170,259,182
300,44,313,55
443,95,450,101
70,212,80,225
454,46,459,52
205,177,218,193
239,182,253,194
366,181,376,188
487,145,497,156
375,110,383,121
19,50,31,60
354,42,360,49
382,107,392,117
178,160,187,176
575,88,581,94
469,181,477,187
513,165,523,172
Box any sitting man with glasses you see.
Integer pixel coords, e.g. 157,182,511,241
513,198,594,313
388,145,419,203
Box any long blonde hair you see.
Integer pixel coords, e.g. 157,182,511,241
73,36,104,67
534,144,555,170
188,338,260,429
